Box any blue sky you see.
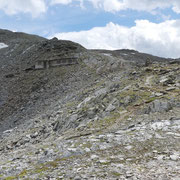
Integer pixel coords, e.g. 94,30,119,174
0,0,180,58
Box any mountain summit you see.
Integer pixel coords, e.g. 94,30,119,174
0,29,180,179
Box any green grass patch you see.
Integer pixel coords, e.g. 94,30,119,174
4,177,17,180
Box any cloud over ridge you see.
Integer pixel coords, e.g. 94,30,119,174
53,20,180,58
0,0,180,58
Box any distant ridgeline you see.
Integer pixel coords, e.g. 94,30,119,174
26,57,78,71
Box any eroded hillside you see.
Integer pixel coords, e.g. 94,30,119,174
0,29,180,179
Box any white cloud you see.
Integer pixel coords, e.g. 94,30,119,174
50,0,72,5
50,0,180,14
0,0,47,17
0,0,179,17
172,1,180,13
89,0,180,13
89,0,125,12
50,0,85,8
52,20,180,58
1,0,179,17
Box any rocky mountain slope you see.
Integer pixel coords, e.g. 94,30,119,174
0,29,180,179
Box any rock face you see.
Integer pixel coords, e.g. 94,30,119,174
0,29,180,179
144,99,172,114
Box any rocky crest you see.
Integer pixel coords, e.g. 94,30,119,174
0,29,180,179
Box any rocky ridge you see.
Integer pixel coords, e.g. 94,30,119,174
0,29,180,179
